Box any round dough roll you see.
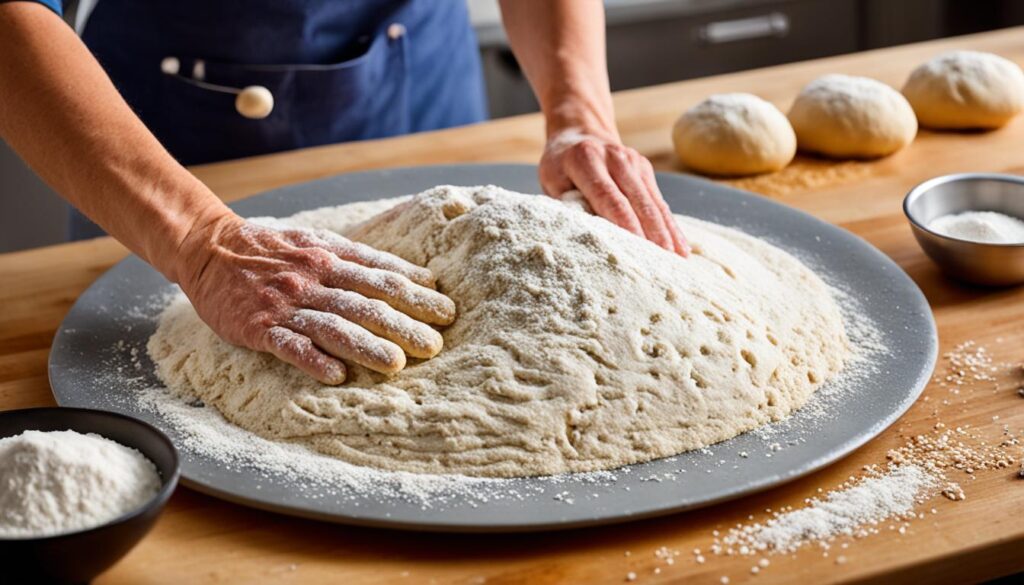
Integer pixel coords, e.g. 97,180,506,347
788,74,917,159
902,50,1024,130
672,93,796,176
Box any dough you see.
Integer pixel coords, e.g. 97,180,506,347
672,93,796,176
902,50,1024,130
788,74,917,159
148,186,850,478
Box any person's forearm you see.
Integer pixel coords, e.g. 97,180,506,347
498,0,616,140
0,2,231,283
499,0,688,254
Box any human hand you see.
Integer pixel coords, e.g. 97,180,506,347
539,128,689,255
173,212,455,385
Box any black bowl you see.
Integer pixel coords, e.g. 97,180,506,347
0,407,180,584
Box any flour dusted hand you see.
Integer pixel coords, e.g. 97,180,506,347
540,129,689,255
174,213,454,384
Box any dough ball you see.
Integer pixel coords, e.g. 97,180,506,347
788,74,917,159
902,50,1024,129
672,93,796,176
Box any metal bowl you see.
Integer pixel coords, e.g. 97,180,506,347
0,407,180,584
904,173,1024,286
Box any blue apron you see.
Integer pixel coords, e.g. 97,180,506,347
70,0,487,239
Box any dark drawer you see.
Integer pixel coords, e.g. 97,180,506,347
606,0,860,90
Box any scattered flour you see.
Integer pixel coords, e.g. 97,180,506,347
721,464,937,554
685,336,1023,583
928,210,1024,244
0,430,161,538
693,422,1020,581
933,340,1001,394
147,185,850,478
723,157,873,197
703,418,1020,563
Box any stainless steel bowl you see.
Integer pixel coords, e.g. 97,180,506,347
904,173,1024,286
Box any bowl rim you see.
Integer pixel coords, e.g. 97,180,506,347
0,406,181,542
903,172,1024,248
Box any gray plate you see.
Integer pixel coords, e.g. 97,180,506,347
49,164,937,532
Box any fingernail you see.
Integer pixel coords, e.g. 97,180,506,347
324,363,347,385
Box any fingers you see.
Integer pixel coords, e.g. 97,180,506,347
538,164,575,202
655,195,689,256
289,229,437,288
558,189,594,214
605,150,674,250
328,262,456,326
262,326,347,385
310,287,444,359
289,309,406,374
543,135,691,256
564,146,645,238
637,157,691,256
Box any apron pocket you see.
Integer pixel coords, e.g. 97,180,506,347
156,29,410,165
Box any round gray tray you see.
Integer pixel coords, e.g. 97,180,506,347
49,164,937,532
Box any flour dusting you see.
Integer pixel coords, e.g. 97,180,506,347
721,464,937,554
147,185,850,478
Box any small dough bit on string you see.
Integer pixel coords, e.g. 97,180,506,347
235,86,275,120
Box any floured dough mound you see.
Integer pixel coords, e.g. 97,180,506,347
672,93,796,177
788,74,917,159
148,186,849,478
902,51,1024,130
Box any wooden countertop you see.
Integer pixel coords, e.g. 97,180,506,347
3,27,1024,585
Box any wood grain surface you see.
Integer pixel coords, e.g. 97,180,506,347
2,28,1024,585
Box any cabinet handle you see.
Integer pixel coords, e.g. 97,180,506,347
698,12,790,44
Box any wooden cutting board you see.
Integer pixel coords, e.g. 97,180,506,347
1,27,1023,585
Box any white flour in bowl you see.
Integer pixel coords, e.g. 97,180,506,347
0,430,161,538
928,210,1024,244
147,185,850,478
